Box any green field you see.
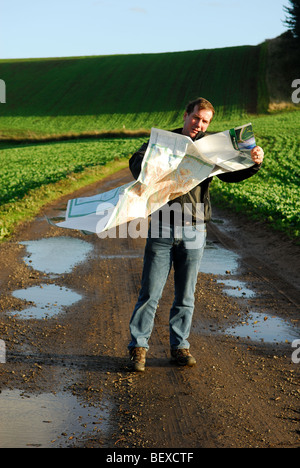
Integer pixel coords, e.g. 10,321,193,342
0,42,299,241
0,45,263,137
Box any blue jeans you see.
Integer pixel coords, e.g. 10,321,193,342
129,222,206,350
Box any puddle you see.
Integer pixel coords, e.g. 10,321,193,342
10,284,82,319
200,242,239,275
0,389,111,448
21,237,93,275
14,237,89,319
225,312,299,344
199,240,299,345
217,279,256,298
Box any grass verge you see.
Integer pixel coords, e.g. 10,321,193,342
0,158,129,242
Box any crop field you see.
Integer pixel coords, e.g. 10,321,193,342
0,45,263,138
211,110,300,239
0,138,145,205
0,44,299,241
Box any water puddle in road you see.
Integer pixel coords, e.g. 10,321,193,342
200,242,239,275
198,241,299,344
225,311,299,344
10,284,82,319
11,236,92,319
0,389,111,448
21,237,93,275
217,279,256,298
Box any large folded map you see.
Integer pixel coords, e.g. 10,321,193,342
53,123,256,235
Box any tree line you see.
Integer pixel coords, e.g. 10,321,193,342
284,0,300,42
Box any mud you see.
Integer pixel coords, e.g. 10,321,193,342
0,168,299,448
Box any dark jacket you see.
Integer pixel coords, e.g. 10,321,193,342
129,128,261,224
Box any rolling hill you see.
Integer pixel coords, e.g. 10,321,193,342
0,44,266,138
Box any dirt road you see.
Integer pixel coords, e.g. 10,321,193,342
0,168,299,448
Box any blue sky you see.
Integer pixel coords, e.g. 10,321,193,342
1,0,288,59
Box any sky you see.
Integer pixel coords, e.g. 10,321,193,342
1,0,288,59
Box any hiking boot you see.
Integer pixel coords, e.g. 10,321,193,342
171,349,196,367
129,347,147,372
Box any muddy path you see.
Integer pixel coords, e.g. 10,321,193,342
0,168,299,449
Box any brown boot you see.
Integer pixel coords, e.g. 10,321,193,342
129,347,147,372
171,349,196,367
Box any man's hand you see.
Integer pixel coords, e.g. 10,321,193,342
251,146,264,165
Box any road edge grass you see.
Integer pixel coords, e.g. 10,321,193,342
0,158,129,243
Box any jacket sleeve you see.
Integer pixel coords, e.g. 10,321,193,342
217,163,262,183
129,142,149,180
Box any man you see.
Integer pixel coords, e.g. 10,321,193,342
128,97,264,372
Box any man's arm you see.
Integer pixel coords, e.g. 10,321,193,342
129,142,149,180
217,162,262,183
217,146,264,183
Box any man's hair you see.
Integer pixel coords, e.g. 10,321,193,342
185,97,215,119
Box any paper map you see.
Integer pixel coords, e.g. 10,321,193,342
53,124,256,235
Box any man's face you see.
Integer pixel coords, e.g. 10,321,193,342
182,106,213,139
